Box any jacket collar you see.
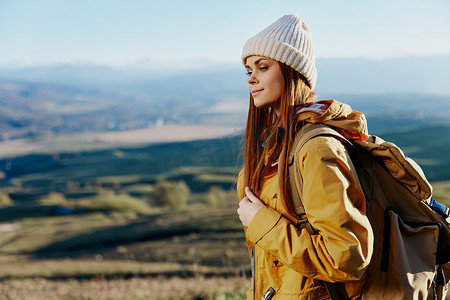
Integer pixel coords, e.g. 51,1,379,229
295,100,369,142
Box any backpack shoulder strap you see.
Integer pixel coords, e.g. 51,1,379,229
289,123,353,218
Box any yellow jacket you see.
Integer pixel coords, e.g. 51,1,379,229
237,100,374,299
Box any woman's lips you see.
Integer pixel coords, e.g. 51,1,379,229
251,89,263,97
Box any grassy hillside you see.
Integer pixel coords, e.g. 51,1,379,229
0,210,249,299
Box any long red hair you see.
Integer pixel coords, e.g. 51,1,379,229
241,62,316,216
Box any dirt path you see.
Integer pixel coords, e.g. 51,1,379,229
0,125,243,158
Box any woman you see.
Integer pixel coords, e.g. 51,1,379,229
236,15,374,299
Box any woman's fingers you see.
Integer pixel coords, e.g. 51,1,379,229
245,186,262,204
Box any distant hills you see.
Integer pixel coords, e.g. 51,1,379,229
0,77,239,143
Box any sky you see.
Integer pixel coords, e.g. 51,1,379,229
0,0,449,68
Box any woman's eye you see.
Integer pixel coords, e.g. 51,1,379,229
259,66,268,71
246,71,252,76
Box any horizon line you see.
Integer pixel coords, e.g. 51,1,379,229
1,52,450,70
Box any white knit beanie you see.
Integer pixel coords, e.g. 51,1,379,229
242,14,317,90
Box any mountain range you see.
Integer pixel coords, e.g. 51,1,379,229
1,54,449,96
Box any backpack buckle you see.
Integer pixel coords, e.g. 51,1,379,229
296,216,315,234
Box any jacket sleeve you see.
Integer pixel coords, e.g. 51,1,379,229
245,137,374,282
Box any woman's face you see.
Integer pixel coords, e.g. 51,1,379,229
245,56,284,109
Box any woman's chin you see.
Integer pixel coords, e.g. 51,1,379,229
253,99,267,108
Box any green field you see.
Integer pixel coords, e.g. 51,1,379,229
0,126,450,299
379,126,450,182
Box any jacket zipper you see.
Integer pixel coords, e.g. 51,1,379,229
254,128,283,300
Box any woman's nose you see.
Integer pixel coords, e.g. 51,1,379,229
247,73,257,84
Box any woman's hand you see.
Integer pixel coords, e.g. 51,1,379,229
237,186,265,227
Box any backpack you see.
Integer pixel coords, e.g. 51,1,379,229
287,123,450,300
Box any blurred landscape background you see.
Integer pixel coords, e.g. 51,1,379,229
1,0,450,299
